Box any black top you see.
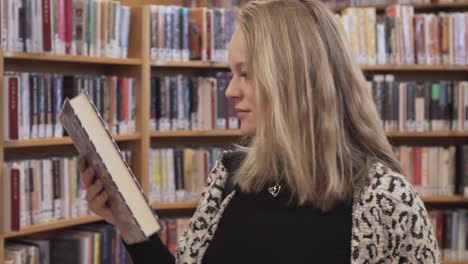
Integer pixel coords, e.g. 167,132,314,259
125,184,353,264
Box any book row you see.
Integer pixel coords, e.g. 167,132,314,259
3,72,137,141
394,146,458,196
323,0,432,9
340,6,468,65
1,0,131,58
149,5,236,62
148,147,223,204
4,223,130,264
181,0,250,7
150,72,239,131
369,75,468,132
2,151,132,232
430,210,468,261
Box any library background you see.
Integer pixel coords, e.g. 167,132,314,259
2,0,468,263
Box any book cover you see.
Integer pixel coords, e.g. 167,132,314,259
59,92,160,244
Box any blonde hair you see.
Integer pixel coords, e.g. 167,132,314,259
234,0,402,211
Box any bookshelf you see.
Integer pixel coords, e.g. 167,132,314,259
1,1,468,263
334,1,468,11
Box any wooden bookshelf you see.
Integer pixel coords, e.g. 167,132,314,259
151,130,243,138
360,64,468,71
444,261,468,264
4,52,143,65
3,202,198,239
151,60,230,68
153,201,199,210
334,1,468,12
148,61,468,72
3,215,103,239
3,133,142,148
386,131,468,138
1,1,468,262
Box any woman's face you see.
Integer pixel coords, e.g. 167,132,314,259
225,30,256,136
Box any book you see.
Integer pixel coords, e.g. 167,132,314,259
59,92,160,244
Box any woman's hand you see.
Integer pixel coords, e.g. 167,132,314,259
78,157,116,225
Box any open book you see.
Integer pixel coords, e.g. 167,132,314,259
59,92,160,244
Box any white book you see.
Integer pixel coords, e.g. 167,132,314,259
20,73,30,139
19,162,29,228
42,159,54,222
59,92,160,243
31,160,41,224
61,158,70,219
119,6,130,58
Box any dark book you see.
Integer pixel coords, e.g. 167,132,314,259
405,82,416,131
59,93,160,244
456,145,468,197
174,149,185,201
50,236,82,264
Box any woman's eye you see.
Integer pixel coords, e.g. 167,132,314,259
239,72,248,79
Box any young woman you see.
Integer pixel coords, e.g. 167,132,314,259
79,0,440,263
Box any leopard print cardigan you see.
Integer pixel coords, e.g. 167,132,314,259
175,151,441,264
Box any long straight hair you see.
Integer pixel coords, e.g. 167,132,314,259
233,0,402,211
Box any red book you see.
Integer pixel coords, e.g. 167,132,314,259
42,0,52,52
10,168,20,231
206,10,212,61
8,76,19,140
122,79,129,124
65,0,73,54
188,8,205,60
58,0,66,52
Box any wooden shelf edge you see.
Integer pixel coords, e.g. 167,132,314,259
4,133,141,148
4,52,142,65
386,131,468,138
4,215,103,238
151,130,243,138
152,201,199,210
421,195,468,203
361,64,468,71
151,60,229,68
443,261,468,264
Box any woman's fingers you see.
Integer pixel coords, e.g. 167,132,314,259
82,166,95,188
86,180,103,202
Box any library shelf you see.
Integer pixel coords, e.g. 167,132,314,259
334,1,468,12
3,133,142,149
421,195,468,203
152,201,199,210
385,131,468,138
151,60,229,68
151,130,243,138
150,61,468,71
360,64,468,71
3,52,143,65
3,202,199,239
4,215,103,238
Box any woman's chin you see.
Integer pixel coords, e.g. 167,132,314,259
239,123,256,136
